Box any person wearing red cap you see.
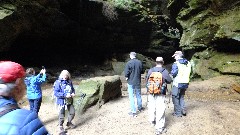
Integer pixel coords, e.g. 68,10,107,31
0,61,49,135
24,67,46,114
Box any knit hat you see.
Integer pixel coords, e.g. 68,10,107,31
0,61,25,83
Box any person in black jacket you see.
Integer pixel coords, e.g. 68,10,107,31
124,52,144,117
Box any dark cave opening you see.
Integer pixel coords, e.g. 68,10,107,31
7,38,108,68
0,0,181,71
212,38,240,53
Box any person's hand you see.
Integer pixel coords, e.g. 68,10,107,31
71,93,75,97
66,93,71,98
40,69,46,74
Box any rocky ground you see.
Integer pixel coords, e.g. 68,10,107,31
23,75,240,135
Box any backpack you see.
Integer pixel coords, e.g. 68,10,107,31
147,68,165,95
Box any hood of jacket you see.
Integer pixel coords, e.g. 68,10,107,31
178,58,188,65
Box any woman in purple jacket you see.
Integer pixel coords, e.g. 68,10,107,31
54,70,76,134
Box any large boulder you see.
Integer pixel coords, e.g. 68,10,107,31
74,75,122,114
191,50,240,79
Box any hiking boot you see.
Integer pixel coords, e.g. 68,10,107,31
59,126,67,135
66,122,76,129
150,121,156,127
137,107,145,113
156,128,167,135
172,113,182,117
128,112,137,117
182,110,187,116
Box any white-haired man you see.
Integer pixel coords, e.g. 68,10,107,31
124,52,144,117
0,61,49,135
171,51,191,117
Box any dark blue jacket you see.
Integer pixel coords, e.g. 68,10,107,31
0,96,49,135
124,58,143,86
54,78,75,105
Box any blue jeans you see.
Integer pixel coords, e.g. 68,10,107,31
172,86,186,115
127,84,142,113
28,97,42,114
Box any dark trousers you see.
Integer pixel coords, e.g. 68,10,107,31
59,104,75,126
28,97,42,114
172,86,186,115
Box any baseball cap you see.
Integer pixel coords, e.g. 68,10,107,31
172,51,183,57
129,52,136,57
156,57,164,63
0,61,25,83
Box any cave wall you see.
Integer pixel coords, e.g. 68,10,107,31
1,0,239,80
168,0,240,79
0,0,179,68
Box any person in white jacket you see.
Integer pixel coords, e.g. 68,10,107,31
171,51,191,117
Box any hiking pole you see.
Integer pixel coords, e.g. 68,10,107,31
77,92,86,105
167,82,173,108
145,91,149,108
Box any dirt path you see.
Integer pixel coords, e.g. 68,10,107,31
34,75,240,135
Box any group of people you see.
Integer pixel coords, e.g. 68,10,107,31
25,67,76,134
124,51,191,135
0,50,191,135
0,62,76,135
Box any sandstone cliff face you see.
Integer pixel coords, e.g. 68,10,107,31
169,0,240,79
0,0,239,80
0,0,178,65
0,0,78,51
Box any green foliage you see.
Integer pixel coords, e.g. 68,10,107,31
109,0,135,10
0,3,15,19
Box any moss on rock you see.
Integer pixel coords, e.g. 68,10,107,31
191,50,240,79
0,4,15,19
74,75,122,114
177,0,240,50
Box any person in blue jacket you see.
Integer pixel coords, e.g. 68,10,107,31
0,61,49,135
25,67,46,114
171,51,191,117
54,70,76,134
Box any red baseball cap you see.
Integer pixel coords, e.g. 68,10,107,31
0,61,25,83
